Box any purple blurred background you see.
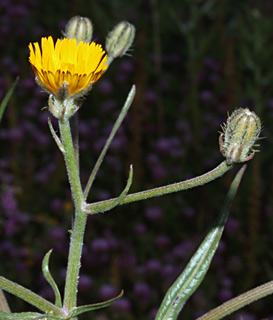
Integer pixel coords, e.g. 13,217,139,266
1,0,273,319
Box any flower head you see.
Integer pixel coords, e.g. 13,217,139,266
64,16,93,43
106,21,135,59
219,108,261,164
29,36,107,98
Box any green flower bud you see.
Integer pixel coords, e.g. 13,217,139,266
64,16,93,43
105,21,135,59
219,108,261,164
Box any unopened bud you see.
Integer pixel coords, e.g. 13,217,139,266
219,108,261,164
106,21,135,59
64,16,93,43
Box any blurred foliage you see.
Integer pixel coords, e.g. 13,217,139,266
1,0,273,319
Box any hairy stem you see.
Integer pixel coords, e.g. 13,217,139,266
59,119,86,314
85,161,232,214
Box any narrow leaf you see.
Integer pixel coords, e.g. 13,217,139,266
0,311,62,320
155,165,246,320
197,280,273,320
0,77,19,123
42,249,62,308
0,312,43,320
84,85,136,199
48,118,64,153
69,290,124,317
85,165,133,214
0,277,63,316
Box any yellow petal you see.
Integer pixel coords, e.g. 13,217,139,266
29,36,108,97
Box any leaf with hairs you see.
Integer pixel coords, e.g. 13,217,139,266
68,290,124,318
0,311,63,320
155,165,246,320
42,250,62,308
0,277,63,316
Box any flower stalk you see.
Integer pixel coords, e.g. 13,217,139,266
84,161,233,214
58,119,87,313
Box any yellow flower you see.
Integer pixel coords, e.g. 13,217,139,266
29,36,108,97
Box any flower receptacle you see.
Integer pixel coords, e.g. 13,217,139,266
48,94,79,121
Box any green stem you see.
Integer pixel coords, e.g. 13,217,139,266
64,213,87,313
59,119,86,313
85,161,232,214
197,281,273,320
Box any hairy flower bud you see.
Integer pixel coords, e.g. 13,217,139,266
105,21,135,59
219,108,261,164
64,16,93,43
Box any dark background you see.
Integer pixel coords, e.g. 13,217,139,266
1,0,273,319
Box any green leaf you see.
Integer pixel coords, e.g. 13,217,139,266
103,165,133,211
69,290,124,318
84,165,133,214
155,165,247,320
42,249,62,308
84,84,136,199
0,311,62,320
0,77,19,124
0,311,43,320
0,276,64,316
197,280,273,320
48,118,64,153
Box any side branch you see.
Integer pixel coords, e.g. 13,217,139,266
85,160,232,214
